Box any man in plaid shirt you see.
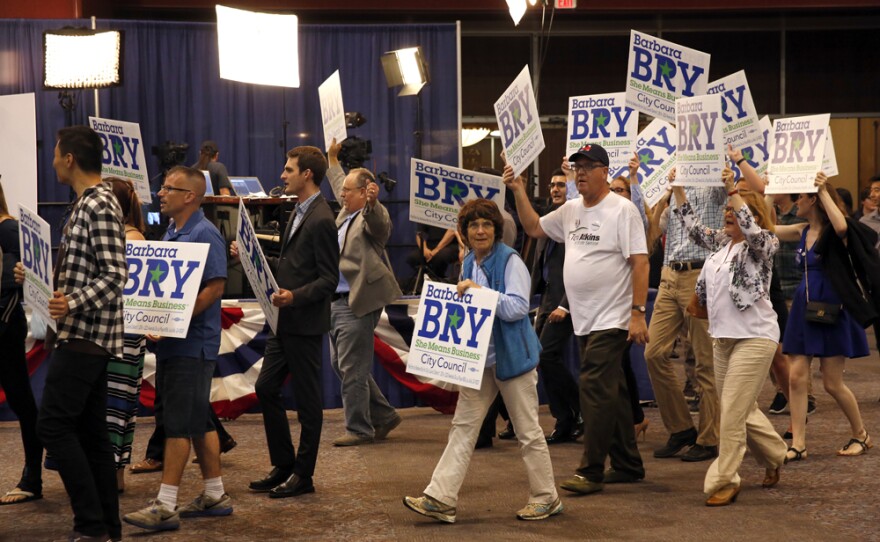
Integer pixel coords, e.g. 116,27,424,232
16,125,127,542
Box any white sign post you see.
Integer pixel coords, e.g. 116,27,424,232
409,159,506,229
123,241,209,338
674,94,725,187
766,114,830,194
625,119,677,209
407,281,499,390
236,200,279,333
89,116,152,204
625,30,711,124
494,65,544,177
707,70,763,149
318,70,348,152
566,92,638,174
18,205,55,332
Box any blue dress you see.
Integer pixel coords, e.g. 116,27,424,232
783,227,869,358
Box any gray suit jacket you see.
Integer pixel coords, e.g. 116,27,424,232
328,165,402,318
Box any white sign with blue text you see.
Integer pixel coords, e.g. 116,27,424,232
731,115,772,181
318,70,347,152
123,241,209,338
822,129,839,178
626,30,711,124
624,118,677,209
674,94,725,187
18,205,55,332
409,158,506,229
407,280,499,390
566,92,638,174
766,114,830,194
236,199,279,334
89,116,152,204
494,65,545,177
707,70,762,149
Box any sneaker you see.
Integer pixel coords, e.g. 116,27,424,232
768,392,788,415
602,468,644,484
807,397,817,416
516,497,563,520
681,444,718,462
178,492,233,518
123,500,180,531
653,427,697,458
333,433,374,447
403,495,456,523
374,416,402,441
560,474,604,495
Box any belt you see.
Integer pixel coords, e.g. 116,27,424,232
669,260,704,272
332,292,350,301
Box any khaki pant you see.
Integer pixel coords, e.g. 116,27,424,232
704,338,787,494
644,267,719,446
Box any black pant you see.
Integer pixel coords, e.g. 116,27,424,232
37,348,120,540
255,333,323,478
535,308,580,429
621,344,645,425
144,381,230,461
0,306,42,489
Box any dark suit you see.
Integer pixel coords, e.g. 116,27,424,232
255,193,339,478
531,204,581,431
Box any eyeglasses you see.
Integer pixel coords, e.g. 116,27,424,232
467,220,495,231
159,185,192,194
571,162,606,174
548,181,567,189
610,187,630,194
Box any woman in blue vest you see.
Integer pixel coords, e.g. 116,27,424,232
404,198,561,523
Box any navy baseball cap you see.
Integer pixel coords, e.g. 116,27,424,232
568,143,609,167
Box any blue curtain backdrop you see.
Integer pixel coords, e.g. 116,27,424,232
0,19,459,274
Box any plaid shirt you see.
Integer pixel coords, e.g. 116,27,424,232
55,182,127,358
664,186,727,266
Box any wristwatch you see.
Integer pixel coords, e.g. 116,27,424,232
632,305,647,313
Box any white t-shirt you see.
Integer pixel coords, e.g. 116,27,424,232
540,193,648,335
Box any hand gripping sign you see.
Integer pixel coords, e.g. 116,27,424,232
236,199,279,334
18,205,56,332
89,116,152,204
494,65,545,177
123,241,209,338
407,281,499,390
318,70,347,152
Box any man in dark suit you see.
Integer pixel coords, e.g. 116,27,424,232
326,140,403,446
532,170,582,444
242,145,339,498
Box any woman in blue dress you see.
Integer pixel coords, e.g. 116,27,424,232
776,172,871,461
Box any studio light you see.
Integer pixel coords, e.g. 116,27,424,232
380,47,429,97
462,128,490,147
216,5,299,88
507,0,527,26
43,29,123,89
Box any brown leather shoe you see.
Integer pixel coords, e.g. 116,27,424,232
762,467,780,488
705,485,740,507
129,458,163,474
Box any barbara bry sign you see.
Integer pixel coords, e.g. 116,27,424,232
18,205,56,332
407,281,498,390
494,65,544,177
409,158,505,229
620,118,677,209
567,92,638,175
123,241,208,338
236,199,279,333
89,116,152,204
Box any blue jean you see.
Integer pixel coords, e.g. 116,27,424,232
329,297,397,438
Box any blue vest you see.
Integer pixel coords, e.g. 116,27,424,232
462,243,541,380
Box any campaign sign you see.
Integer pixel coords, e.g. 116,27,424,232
18,205,55,332
823,129,839,177
407,280,499,390
123,241,209,338
707,70,762,149
318,70,347,152
626,30,711,124
619,118,677,209
566,92,638,174
89,116,151,204
766,114,830,194
494,65,544,177
236,199,279,333
731,115,772,181
409,158,505,229
674,94,725,187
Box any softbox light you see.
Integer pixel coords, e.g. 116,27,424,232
507,0,527,26
216,5,299,88
43,29,123,89
380,47,429,97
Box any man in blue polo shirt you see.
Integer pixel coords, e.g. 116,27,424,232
124,166,230,532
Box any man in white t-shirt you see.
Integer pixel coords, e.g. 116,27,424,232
504,143,649,496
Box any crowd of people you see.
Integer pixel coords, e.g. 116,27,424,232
0,125,878,539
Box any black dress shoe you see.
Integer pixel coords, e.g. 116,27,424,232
653,427,698,458
249,467,293,492
497,422,516,440
570,416,584,440
545,427,574,445
269,473,315,498
220,436,238,454
681,444,718,462
474,435,493,449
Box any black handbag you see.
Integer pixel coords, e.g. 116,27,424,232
804,255,840,325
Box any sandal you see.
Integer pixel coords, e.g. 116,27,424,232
0,487,43,506
838,432,873,457
785,447,807,463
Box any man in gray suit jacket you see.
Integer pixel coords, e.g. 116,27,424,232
327,139,403,446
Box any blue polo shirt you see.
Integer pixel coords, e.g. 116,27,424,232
156,209,227,362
